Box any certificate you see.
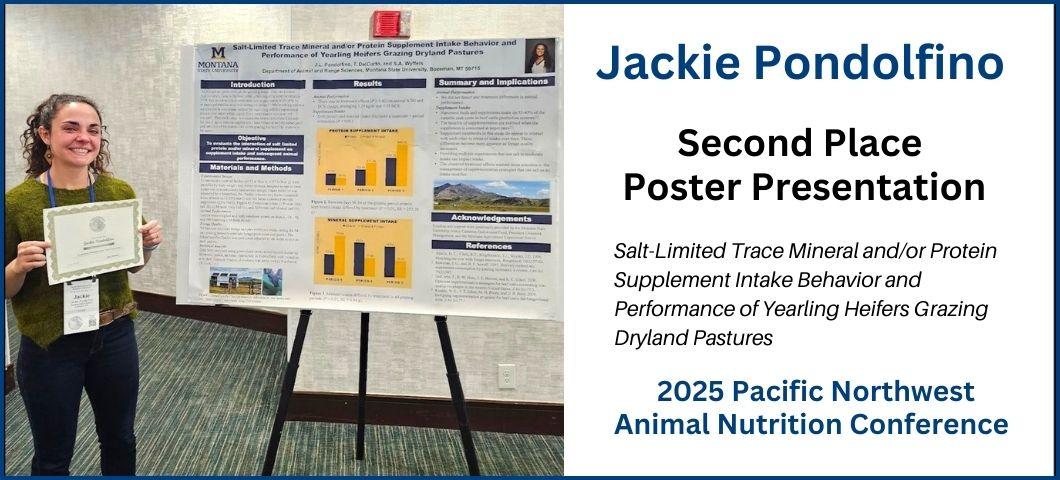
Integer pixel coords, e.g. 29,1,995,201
43,199,144,285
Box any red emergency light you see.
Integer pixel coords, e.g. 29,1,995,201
372,10,408,38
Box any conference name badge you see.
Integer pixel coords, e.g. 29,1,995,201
63,277,99,335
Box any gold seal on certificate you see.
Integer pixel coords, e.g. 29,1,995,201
43,199,144,285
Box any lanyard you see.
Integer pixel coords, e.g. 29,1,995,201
46,170,95,208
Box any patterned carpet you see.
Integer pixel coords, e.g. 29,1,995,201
4,312,563,475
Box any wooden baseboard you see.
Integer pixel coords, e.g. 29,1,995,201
5,364,14,395
288,392,562,436
132,290,286,335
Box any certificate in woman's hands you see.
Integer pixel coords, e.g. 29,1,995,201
43,199,144,285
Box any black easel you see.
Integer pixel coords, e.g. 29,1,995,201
355,311,369,460
433,315,480,476
261,309,312,475
261,310,480,476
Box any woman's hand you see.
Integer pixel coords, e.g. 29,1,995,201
140,220,162,249
130,220,162,273
9,240,50,274
6,240,49,297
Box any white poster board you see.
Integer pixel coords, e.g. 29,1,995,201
177,39,562,320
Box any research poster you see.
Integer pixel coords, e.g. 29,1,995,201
177,39,562,320
562,5,1053,475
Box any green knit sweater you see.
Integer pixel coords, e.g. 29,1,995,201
5,175,140,348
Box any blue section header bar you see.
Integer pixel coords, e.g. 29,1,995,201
432,240,551,253
431,212,552,225
199,163,304,174
435,76,556,88
314,79,427,89
200,80,306,89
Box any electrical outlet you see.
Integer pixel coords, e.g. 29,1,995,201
498,363,516,389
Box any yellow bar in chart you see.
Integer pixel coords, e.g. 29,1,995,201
334,234,346,276
396,143,409,187
395,260,407,279
366,160,377,186
364,256,375,277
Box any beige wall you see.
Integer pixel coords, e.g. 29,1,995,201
5,5,563,403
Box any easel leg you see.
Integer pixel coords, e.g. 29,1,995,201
356,312,369,460
434,315,481,476
262,309,312,476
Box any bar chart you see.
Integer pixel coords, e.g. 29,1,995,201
316,128,413,196
314,217,412,288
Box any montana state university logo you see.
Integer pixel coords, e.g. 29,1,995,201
198,45,239,73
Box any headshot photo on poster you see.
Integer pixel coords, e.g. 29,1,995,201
525,38,556,74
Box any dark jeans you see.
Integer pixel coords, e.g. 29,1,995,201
17,317,139,476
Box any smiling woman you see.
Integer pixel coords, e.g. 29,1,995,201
21,95,111,180
4,94,164,475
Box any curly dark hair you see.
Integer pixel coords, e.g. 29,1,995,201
20,94,111,178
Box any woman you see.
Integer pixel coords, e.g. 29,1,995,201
526,42,554,74
4,94,163,475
